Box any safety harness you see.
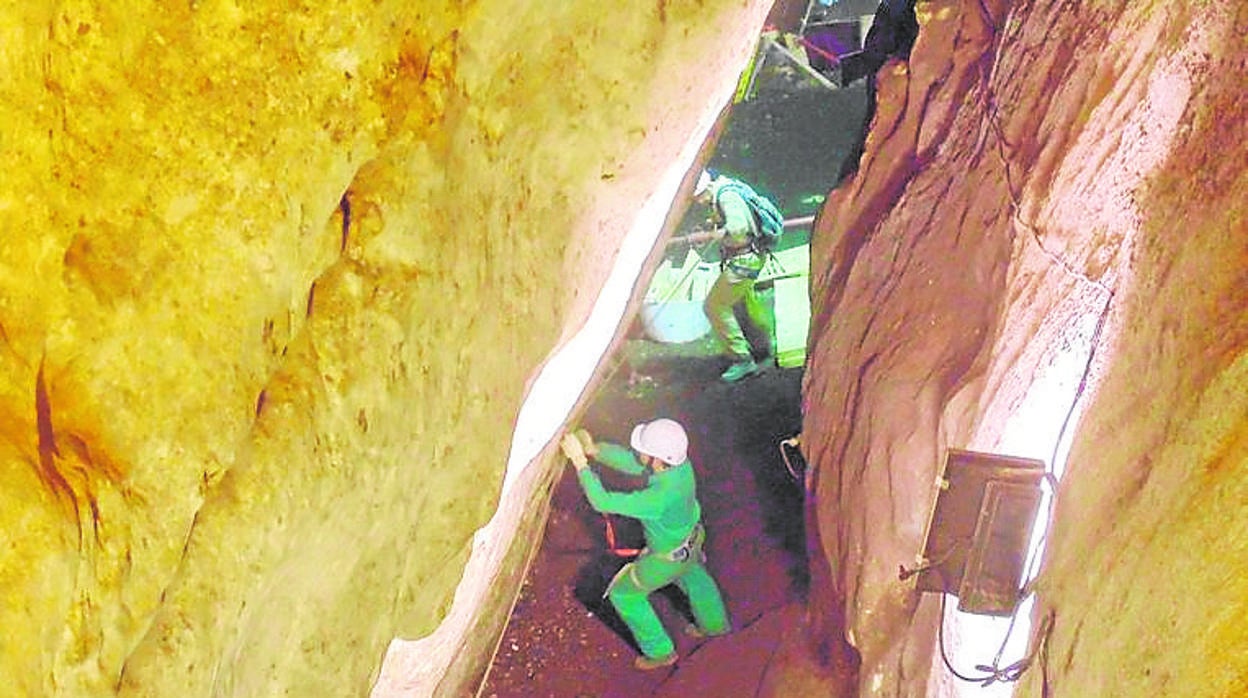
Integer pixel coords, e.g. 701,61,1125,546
603,515,642,558
603,518,703,562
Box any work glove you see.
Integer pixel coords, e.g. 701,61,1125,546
574,429,596,459
559,432,588,470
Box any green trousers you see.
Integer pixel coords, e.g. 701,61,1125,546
606,528,730,658
703,269,774,360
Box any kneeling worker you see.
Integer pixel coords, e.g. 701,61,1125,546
560,419,732,670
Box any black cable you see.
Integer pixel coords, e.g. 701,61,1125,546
938,592,1039,686
937,593,1001,684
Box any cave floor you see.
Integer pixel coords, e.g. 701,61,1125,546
480,332,808,698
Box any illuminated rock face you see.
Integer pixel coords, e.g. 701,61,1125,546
795,0,1248,696
0,2,767,696
5,1,1245,696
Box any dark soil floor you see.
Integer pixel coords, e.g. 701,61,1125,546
479,334,809,698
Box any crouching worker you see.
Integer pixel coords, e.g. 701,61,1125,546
559,419,732,670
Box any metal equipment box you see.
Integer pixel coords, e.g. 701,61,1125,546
914,449,1047,616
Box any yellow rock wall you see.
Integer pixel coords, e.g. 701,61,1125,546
0,2,766,696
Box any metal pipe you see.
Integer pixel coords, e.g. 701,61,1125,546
783,214,816,229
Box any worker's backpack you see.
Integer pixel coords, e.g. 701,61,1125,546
714,179,784,252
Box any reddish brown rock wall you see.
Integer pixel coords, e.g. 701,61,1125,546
790,0,1248,696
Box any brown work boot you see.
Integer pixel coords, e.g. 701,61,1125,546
633,652,678,671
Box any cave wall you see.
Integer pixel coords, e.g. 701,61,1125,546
0,2,768,696
1017,2,1248,692
792,0,1247,696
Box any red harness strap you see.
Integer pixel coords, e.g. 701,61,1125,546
603,515,642,557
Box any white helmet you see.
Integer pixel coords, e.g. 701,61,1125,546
630,418,689,466
693,169,712,198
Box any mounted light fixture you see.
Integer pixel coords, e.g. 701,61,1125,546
905,449,1047,616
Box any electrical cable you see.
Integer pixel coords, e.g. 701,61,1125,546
938,593,1000,684
937,592,1051,687
778,435,804,482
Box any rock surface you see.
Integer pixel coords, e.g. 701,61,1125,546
795,0,1248,696
0,2,771,696
3,1,1246,697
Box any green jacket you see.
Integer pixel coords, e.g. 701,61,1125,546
576,442,702,554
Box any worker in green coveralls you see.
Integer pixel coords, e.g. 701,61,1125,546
559,419,732,670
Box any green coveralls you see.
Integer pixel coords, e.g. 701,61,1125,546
577,442,731,659
703,182,775,360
